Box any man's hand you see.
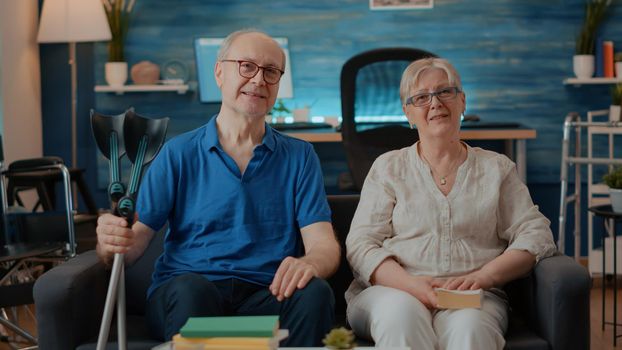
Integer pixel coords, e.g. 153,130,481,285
439,270,495,291
96,213,136,264
269,257,318,302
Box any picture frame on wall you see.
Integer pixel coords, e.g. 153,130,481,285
370,0,433,10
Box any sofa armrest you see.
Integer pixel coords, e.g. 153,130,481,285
34,250,109,350
532,254,591,350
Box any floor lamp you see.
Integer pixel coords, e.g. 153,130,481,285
37,0,111,174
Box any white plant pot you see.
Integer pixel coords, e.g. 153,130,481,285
573,55,595,79
611,188,622,213
616,62,622,78
610,105,622,122
105,62,128,87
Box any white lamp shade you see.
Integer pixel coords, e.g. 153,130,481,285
37,0,112,43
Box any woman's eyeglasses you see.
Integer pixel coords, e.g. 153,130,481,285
405,87,462,107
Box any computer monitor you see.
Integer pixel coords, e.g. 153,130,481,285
194,37,294,103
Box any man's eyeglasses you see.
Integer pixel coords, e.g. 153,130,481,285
220,59,284,85
405,87,462,107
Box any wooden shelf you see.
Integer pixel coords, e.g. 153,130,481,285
563,77,622,85
94,84,189,95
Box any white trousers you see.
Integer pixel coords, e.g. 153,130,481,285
347,285,508,350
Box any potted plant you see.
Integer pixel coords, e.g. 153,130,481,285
322,327,356,350
603,166,622,213
611,83,622,122
574,0,611,79
270,99,291,123
102,0,136,86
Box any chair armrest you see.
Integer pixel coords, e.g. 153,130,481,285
33,250,109,350
532,254,591,350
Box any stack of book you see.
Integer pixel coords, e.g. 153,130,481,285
173,315,288,350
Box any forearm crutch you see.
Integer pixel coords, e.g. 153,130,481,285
91,109,169,350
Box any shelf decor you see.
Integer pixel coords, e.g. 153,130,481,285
573,0,611,79
130,61,160,85
161,60,189,84
102,0,136,86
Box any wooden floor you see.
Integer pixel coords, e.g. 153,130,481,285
0,284,619,349
592,280,622,350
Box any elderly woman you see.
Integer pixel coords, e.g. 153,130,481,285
345,57,557,350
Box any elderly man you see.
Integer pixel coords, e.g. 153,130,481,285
96,29,340,346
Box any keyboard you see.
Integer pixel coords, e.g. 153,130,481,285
270,122,334,131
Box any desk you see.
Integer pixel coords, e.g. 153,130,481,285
589,204,622,346
285,128,536,182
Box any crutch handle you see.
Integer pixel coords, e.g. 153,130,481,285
117,195,136,225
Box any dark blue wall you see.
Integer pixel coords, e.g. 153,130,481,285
40,0,622,255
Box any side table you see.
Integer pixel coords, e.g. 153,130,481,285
589,204,622,346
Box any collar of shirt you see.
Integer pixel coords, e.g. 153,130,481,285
203,114,276,153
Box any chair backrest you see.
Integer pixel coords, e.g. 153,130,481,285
0,134,75,255
340,47,437,191
325,194,359,326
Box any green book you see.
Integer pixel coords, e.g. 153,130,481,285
180,315,279,338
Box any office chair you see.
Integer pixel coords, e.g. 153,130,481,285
0,136,76,348
340,47,437,191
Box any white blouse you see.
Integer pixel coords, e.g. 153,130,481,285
345,142,557,303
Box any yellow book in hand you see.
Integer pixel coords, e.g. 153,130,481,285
434,288,483,309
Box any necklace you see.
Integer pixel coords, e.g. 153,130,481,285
420,145,464,186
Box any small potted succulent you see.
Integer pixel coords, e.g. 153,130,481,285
603,166,622,213
322,327,356,350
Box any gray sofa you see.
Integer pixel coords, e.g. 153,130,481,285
34,194,591,350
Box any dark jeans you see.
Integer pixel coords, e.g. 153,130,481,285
145,273,335,346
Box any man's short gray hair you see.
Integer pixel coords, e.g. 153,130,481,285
399,58,462,104
217,29,286,70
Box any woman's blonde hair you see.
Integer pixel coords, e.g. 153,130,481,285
399,58,462,104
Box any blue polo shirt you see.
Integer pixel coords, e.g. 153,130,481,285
137,115,331,298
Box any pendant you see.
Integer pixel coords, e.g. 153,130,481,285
440,177,447,185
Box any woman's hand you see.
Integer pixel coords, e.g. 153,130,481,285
440,270,495,291
408,276,440,310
